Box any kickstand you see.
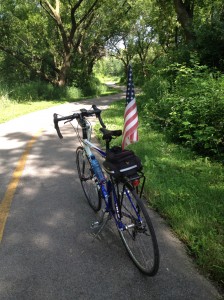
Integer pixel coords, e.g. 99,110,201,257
91,209,111,240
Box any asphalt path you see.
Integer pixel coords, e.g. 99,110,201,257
0,91,222,300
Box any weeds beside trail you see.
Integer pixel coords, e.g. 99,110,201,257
0,81,121,124
95,100,224,289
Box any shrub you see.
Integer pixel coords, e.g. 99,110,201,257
80,76,107,97
5,81,82,101
141,62,224,160
0,86,12,109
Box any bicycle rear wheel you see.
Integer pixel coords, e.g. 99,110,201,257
76,147,101,212
118,183,159,276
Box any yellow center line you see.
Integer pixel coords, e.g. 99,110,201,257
0,129,42,242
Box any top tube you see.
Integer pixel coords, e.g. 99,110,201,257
83,139,106,158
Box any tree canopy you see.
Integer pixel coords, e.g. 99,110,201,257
0,0,224,87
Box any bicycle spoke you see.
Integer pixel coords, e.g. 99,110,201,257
76,147,101,212
118,184,159,276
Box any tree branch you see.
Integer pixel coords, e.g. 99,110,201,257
40,0,57,21
69,0,99,48
40,0,61,23
77,0,99,27
70,0,85,40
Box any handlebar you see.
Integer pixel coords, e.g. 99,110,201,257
92,104,106,129
53,105,106,139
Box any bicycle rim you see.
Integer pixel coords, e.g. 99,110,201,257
118,184,159,275
76,147,101,212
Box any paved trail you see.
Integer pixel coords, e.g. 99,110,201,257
0,91,221,299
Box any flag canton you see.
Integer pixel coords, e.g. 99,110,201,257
126,67,135,104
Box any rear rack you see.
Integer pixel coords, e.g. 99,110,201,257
120,172,146,199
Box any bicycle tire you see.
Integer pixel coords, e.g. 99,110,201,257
118,183,159,276
76,147,101,212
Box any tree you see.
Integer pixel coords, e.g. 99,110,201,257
0,0,133,87
39,0,102,86
1,0,224,88
0,2,47,83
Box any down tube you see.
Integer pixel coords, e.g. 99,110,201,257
111,183,126,230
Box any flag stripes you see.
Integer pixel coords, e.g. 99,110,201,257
122,65,138,149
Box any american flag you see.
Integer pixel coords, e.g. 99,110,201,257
122,65,139,149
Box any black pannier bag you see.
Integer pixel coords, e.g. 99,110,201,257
103,146,142,178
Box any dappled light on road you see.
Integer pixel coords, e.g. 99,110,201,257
0,97,221,300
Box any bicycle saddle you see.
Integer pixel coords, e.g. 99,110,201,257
100,128,122,140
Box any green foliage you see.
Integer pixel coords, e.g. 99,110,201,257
194,1,224,71
6,81,82,101
141,61,224,160
0,85,13,109
79,76,108,97
142,74,170,102
0,78,116,123
0,0,136,87
0,81,83,104
94,57,123,78
196,20,224,70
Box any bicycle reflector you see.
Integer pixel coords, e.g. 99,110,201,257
132,179,140,187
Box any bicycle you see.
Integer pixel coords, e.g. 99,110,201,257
53,104,160,276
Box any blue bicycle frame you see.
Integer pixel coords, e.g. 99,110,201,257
82,138,143,231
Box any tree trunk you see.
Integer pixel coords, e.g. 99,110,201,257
173,0,195,43
57,52,72,87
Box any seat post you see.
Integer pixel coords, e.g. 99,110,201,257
106,139,110,151
105,136,112,152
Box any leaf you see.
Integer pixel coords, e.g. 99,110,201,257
182,121,191,126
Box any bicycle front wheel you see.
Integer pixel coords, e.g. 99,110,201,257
118,183,159,276
76,147,101,212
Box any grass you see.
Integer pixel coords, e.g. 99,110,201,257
95,100,224,288
95,74,121,85
0,98,64,123
0,81,122,124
